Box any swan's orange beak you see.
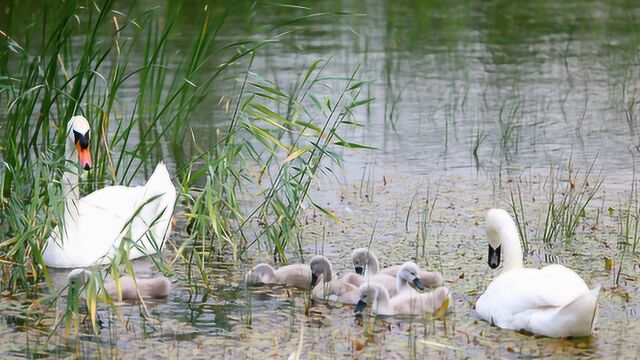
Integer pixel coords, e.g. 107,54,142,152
77,143,92,171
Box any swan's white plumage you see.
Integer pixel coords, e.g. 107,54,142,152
476,209,600,337
43,116,176,268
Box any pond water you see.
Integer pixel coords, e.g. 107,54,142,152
2,0,640,358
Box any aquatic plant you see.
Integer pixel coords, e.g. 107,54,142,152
0,0,368,342
539,160,603,244
498,96,523,156
615,178,640,286
508,180,530,253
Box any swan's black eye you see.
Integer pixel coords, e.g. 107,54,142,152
363,295,367,298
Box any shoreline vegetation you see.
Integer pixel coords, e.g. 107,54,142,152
0,0,370,339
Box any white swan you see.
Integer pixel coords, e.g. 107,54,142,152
351,248,443,288
310,255,360,304
245,263,312,289
68,269,171,300
354,283,451,316
475,209,600,338
42,116,177,268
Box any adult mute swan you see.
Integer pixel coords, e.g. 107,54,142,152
354,283,451,316
245,262,312,289
42,116,176,268
351,248,443,288
475,209,600,338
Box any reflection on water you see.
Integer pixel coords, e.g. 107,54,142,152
2,0,640,358
178,0,640,177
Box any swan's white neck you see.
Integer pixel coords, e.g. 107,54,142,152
498,220,524,272
63,139,80,198
366,251,379,275
396,275,410,293
373,286,391,313
62,138,80,238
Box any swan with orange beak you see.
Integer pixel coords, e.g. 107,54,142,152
42,116,176,268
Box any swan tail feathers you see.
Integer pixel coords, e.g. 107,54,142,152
557,285,600,337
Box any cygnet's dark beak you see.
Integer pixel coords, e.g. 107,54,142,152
311,272,318,287
355,266,364,275
354,300,367,313
412,277,425,290
488,245,502,269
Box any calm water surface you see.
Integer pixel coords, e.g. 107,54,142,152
2,0,640,358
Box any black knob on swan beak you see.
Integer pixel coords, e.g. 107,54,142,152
488,245,502,269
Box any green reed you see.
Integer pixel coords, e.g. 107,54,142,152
0,0,366,346
615,178,640,285
498,96,523,156
540,160,603,243
508,180,530,253
416,184,439,260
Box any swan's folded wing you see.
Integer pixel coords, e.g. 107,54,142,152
275,264,312,288
341,272,365,286
539,264,590,298
78,183,170,260
80,185,144,220
476,267,590,327
380,265,400,277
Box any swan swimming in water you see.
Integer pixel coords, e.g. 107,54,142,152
350,248,443,288
67,269,171,300
354,282,451,316
310,255,361,304
245,262,313,289
475,209,600,338
42,116,176,268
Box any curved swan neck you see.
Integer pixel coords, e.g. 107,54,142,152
255,264,276,282
500,222,523,272
322,260,333,282
365,251,379,275
62,137,80,236
63,138,80,199
373,286,390,311
396,275,409,293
